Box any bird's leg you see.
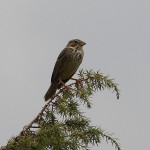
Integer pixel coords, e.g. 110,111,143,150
71,77,83,87
59,79,70,90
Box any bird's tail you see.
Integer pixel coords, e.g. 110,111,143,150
44,82,58,101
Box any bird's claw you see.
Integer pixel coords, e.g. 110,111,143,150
71,78,83,88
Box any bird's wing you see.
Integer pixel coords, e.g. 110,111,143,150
51,47,74,82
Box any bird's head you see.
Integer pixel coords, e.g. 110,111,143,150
67,39,86,50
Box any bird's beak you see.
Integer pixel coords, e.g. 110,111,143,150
82,42,86,46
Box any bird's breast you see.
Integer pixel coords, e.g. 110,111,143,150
60,50,84,80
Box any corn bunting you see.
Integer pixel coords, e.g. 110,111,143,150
44,39,86,101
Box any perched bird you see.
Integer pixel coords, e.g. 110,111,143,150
44,39,86,101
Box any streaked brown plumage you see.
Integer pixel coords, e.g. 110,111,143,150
44,39,86,101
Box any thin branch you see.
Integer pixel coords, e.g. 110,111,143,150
20,81,78,136
1,70,120,150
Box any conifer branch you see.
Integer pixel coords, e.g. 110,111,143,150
1,70,121,150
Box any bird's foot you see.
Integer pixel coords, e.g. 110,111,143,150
59,80,70,90
71,78,83,88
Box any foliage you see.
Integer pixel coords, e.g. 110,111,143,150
1,70,121,150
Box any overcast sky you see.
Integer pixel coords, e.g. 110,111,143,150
0,0,150,150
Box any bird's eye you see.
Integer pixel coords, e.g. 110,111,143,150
74,41,78,44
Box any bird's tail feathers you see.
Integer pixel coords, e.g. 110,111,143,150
44,82,58,101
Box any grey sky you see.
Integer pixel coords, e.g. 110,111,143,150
0,0,150,149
